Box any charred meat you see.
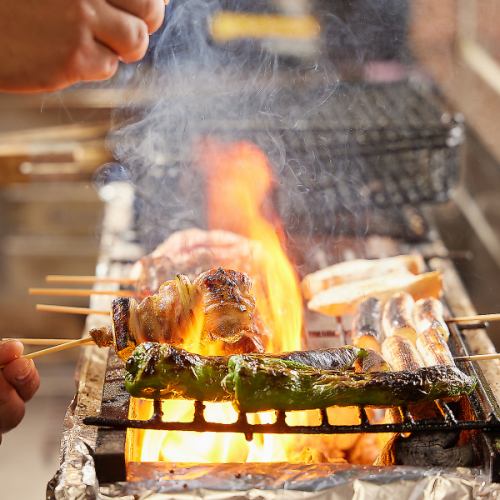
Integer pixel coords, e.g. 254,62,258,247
90,268,265,359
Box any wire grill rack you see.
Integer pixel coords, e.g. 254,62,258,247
116,80,463,247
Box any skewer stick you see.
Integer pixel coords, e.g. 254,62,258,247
3,337,499,364
22,337,95,361
2,338,75,346
36,304,109,315
46,275,136,285
454,353,500,362
29,287,135,298
446,313,500,324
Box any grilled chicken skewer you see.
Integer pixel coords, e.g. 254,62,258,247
90,268,266,360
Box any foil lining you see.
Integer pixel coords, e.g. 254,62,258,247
101,464,500,499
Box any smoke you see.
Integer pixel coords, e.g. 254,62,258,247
96,0,410,268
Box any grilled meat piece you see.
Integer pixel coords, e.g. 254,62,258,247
413,297,450,341
130,228,263,294
382,336,423,371
351,297,383,353
302,255,425,300
194,268,261,346
382,292,418,345
124,343,476,411
416,326,455,367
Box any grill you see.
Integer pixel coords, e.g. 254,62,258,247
122,80,462,248
49,79,498,496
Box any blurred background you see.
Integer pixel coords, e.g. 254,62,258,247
1,0,500,498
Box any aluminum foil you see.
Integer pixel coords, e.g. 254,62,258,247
100,465,500,499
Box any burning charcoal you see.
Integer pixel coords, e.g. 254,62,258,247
391,432,475,468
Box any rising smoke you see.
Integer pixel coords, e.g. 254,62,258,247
97,0,409,269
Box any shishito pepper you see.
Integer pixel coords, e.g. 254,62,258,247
224,356,476,412
124,342,368,400
124,343,475,411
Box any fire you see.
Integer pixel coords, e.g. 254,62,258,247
126,139,360,466
199,139,303,353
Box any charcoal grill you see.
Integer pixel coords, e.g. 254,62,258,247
44,180,500,497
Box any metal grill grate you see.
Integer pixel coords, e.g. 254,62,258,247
84,396,500,441
118,80,463,249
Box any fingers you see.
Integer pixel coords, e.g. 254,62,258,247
70,38,120,83
0,373,25,433
107,0,165,34
0,341,24,365
92,2,149,63
2,358,40,402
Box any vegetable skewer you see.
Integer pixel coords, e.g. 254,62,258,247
124,343,476,411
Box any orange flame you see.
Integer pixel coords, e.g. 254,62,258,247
126,139,359,466
199,139,303,353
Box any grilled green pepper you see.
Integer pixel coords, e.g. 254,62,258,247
224,356,476,412
124,342,367,399
124,343,475,411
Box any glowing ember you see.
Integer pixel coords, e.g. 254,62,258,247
125,140,365,466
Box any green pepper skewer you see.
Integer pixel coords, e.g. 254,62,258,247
124,343,475,411
124,343,368,399
224,356,476,412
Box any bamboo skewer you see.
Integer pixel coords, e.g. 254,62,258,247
6,336,500,363
34,294,500,328
2,338,75,346
446,313,500,324
46,275,136,285
29,287,135,298
36,304,109,315
454,353,500,362
22,337,95,361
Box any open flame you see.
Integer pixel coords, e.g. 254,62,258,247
126,140,368,466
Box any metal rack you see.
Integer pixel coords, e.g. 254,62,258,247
116,81,464,248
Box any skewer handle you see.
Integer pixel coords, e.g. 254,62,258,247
2,338,75,346
454,352,500,362
36,304,109,316
22,337,95,361
46,275,136,285
30,287,135,298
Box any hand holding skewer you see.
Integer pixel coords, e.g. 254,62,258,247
0,341,40,438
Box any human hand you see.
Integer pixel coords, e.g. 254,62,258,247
0,341,40,440
0,0,166,93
